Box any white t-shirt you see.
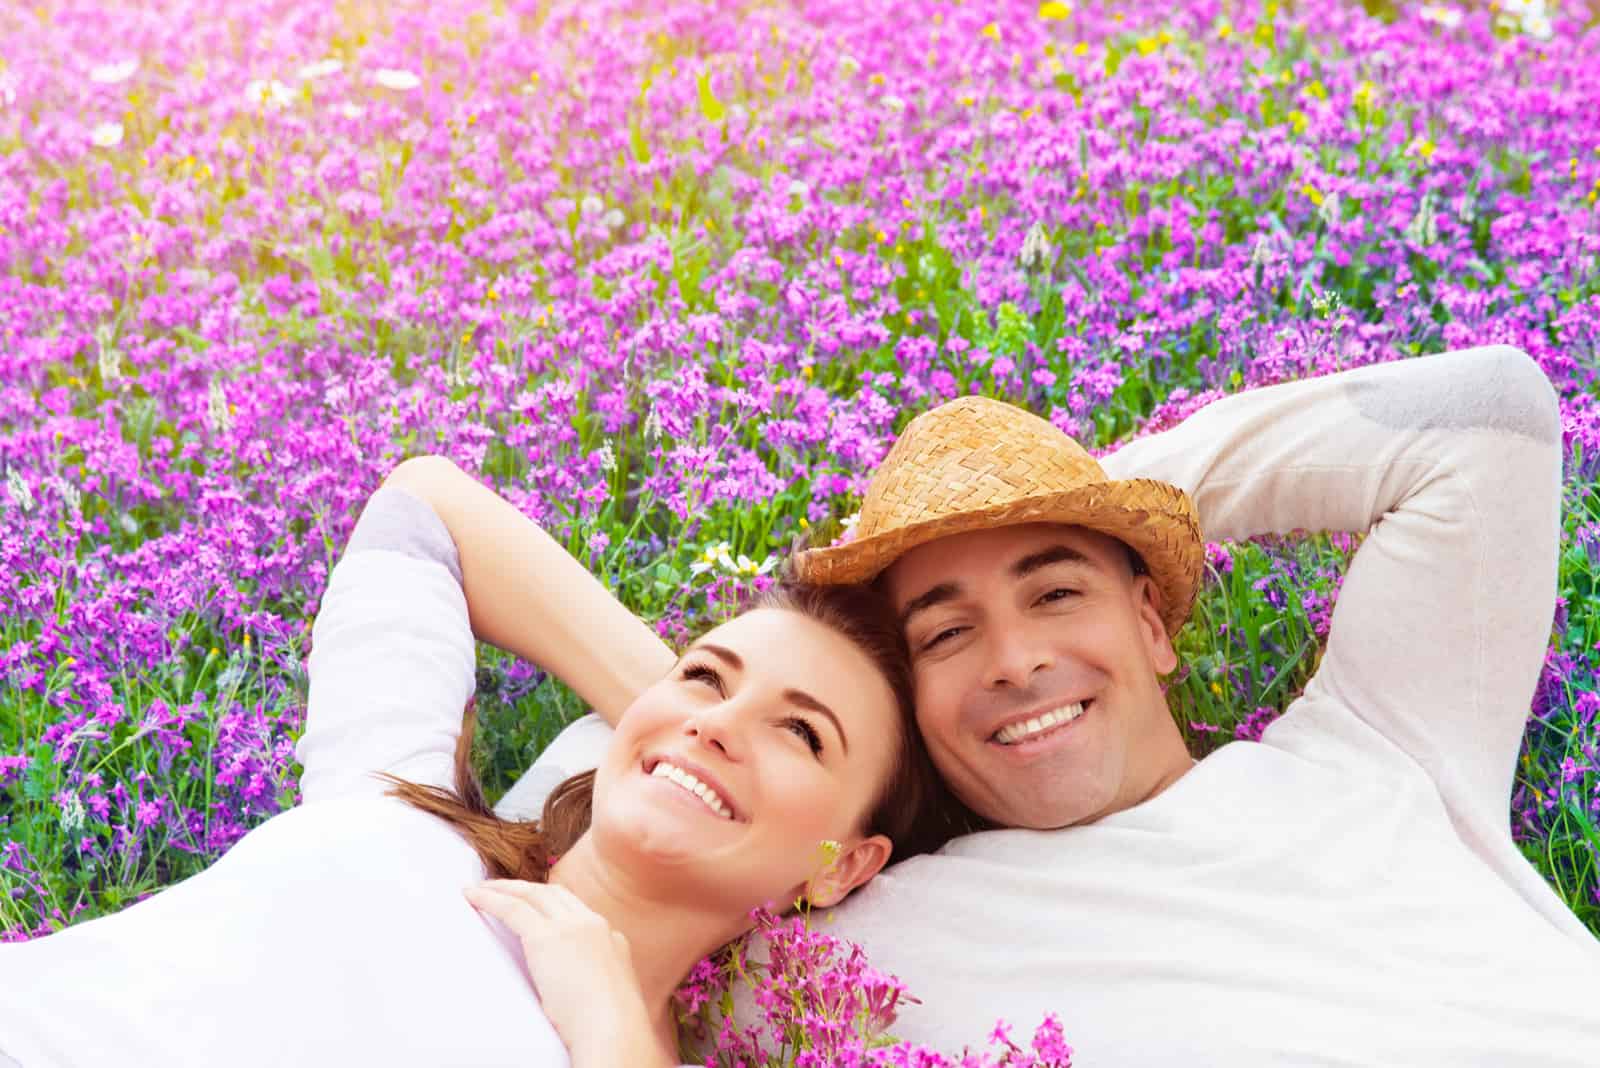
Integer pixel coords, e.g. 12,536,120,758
500,348,1600,1065
0,501,570,1067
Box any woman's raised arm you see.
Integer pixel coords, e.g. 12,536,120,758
382,455,676,726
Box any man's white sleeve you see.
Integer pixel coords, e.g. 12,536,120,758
1101,346,1562,833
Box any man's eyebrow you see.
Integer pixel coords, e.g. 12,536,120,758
693,643,849,754
784,689,848,755
1011,545,1094,579
899,582,962,629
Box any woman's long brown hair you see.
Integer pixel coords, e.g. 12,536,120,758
385,581,957,885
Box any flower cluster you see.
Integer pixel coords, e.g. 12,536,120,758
677,907,1073,1068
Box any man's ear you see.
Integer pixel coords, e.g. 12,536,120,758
805,835,893,909
1133,575,1178,675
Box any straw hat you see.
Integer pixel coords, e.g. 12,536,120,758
795,395,1204,635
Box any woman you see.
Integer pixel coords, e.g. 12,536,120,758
0,459,950,1067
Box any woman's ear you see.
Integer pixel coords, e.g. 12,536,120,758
805,835,893,909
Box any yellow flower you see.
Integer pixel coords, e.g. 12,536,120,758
1288,109,1308,135
1302,183,1323,206
1039,1,1072,20
876,229,889,244
1216,20,1232,38
1072,41,1089,56
980,22,1001,42
1210,682,1223,697
1414,139,1436,162
1352,80,1377,115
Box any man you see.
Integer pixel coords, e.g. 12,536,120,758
428,345,1600,1063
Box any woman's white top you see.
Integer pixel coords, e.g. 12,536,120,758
0,490,571,1067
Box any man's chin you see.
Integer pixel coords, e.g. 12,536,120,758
963,763,1112,830
985,803,1099,832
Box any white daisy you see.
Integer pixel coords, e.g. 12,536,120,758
372,68,421,92
296,58,343,81
1418,5,1462,28
244,78,294,111
89,121,124,148
89,58,139,85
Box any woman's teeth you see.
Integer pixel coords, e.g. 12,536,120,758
650,761,734,819
994,702,1086,745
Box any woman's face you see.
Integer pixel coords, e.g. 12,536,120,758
590,607,902,913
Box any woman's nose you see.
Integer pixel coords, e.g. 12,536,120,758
681,697,746,759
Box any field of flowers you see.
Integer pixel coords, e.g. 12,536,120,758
1,0,1598,972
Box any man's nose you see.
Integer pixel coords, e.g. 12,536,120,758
982,629,1055,689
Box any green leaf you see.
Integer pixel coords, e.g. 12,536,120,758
696,70,726,124
629,116,652,164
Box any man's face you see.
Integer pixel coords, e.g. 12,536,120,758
883,523,1180,830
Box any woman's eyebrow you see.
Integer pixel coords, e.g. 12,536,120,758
694,642,744,670
784,689,848,755
692,642,849,754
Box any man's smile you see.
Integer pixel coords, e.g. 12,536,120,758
986,699,1093,749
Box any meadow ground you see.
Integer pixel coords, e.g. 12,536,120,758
1,0,1597,971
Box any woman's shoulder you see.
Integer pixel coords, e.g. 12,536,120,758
221,795,485,878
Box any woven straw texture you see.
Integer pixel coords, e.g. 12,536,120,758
796,395,1204,635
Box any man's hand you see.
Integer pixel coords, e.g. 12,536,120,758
463,880,674,1067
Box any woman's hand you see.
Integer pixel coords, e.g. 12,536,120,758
463,880,673,1067
384,457,676,726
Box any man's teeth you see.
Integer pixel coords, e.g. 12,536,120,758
994,702,1085,745
649,762,734,819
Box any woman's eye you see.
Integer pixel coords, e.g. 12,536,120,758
921,626,964,651
1038,587,1077,605
785,716,823,756
681,663,723,694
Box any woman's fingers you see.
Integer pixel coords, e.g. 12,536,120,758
461,884,543,930
475,879,588,918
471,879,555,912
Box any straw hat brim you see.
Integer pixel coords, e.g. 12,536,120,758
796,478,1203,636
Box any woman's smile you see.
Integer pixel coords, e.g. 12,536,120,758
642,757,741,821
